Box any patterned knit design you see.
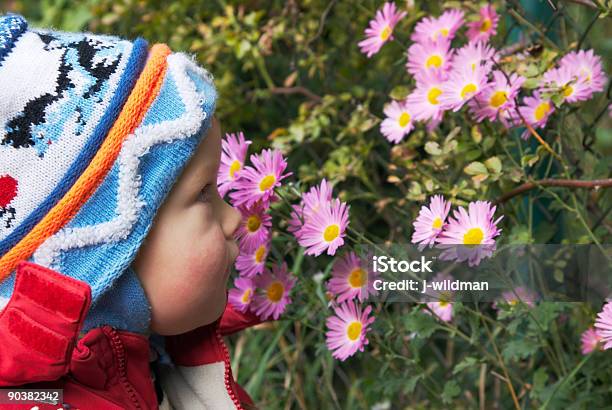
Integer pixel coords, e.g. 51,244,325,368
0,15,27,65
0,16,218,334
0,26,147,260
0,43,169,280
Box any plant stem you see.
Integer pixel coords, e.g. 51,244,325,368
539,352,593,410
496,178,612,203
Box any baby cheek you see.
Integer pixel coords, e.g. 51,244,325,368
180,229,230,296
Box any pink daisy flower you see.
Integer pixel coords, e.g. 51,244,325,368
559,49,607,96
380,100,415,144
466,5,499,43
298,199,350,257
405,70,447,123
439,65,488,111
437,201,503,266
217,132,252,198
518,93,554,135
594,301,612,350
495,286,538,309
303,179,334,214
358,2,407,58
411,195,451,248
325,300,375,361
235,241,269,278
411,9,465,44
289,179,335,239
251,263,296,320
327,252,379,303
580,327,602,355
452,41,498,73
542,66,592,104
230,149,291,208
423,273,454,323
406,38,453,80
235,202,272,252
469,71,525,123
228,276,255,313
426,300,453,322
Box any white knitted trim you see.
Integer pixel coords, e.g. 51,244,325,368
33,54,212,271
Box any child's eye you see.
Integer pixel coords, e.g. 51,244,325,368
198,184,213,203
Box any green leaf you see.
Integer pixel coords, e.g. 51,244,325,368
464,149,482,162
404,308,438,338
521,153,539,167
485,156,502,174
523,78,541,89
389,85,411,100
453,356,478,375
403,374,424,394
552,95,564,108
471,125,483,143
528,303,564,332
482,136,496,152
425,141,442,155
441,380,461,404
530,368,549,400
464,161,488,176
502,338,539,361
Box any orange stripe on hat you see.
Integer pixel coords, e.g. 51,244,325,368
0,44,171,281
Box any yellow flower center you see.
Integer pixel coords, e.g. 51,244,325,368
254,245,266,263
432,217,443,229
346,321,363,341
241,288,252,303
436,28,449,39
323,224,340,242
534,102,550,121
267,281,284,302
463,227,484,246
380,25,392,41
398,112,411,128
259,175,276,192
461,83,478,99
426,54,443,68
481,18,492,32
490,91,508,108
427,87,442,105
439,300,449,307
348,268,366,288
229,160,241,179
509,299,518,306
579,68,591,82
246,215,262,232
562,85,573,98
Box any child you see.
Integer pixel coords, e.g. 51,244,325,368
0,14,261,409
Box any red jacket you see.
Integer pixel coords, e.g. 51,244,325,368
0,261,260,409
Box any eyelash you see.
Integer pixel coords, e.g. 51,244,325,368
198,184,213,203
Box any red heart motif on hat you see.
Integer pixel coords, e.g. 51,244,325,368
0,175,18,208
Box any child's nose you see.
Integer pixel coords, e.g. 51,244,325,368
221,201,242,240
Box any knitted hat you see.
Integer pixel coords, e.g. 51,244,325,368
0,15,217,334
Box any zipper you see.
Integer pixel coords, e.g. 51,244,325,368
215,326,244,410
106,326,143,409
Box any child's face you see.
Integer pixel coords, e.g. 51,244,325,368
132,118,241,335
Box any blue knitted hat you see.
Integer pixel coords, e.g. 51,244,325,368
0,15,217,334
